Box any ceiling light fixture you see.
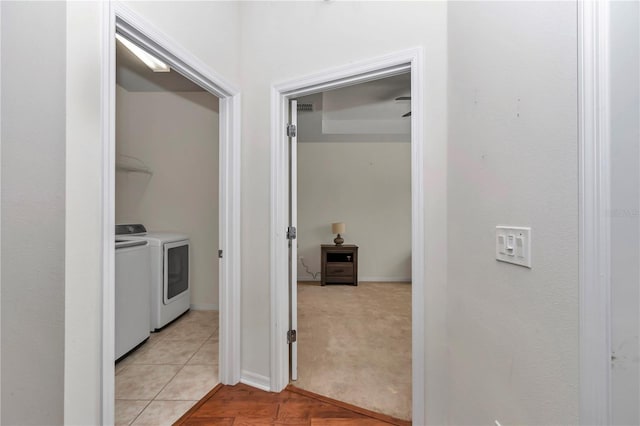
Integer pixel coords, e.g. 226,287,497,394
116,34,170,73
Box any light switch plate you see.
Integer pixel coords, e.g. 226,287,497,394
496,226,532,268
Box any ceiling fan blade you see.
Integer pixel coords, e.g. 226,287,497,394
402,111,412,117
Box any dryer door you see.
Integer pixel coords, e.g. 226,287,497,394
163,240,190,304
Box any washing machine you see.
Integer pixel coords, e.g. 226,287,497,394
116,224,191,331
115,239,150,360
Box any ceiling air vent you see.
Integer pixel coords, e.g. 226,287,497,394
297,103,313,112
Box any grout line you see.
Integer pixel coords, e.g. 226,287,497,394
182,334,212,366
148,360,193,401
126,399,153,426
116,312,219,425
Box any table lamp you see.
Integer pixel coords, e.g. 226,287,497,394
332,222,345,245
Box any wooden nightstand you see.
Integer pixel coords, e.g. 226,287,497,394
321,244,358,286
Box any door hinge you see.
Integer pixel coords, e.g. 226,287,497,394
287,124,297,138
287,226,297,240
218,249,223,258
287,329,297,344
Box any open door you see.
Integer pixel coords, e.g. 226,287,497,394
288,99,298,381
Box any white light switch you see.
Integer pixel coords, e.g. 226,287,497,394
515,235,525,258
497,234,506,254
506,234,515,256
496,226,531,268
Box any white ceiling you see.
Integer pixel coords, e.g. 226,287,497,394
116,38,411,142
297,73,411,143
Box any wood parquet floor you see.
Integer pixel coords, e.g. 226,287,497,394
174,383,411,426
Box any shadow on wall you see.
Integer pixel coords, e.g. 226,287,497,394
397,255,411,282
115,170,152,223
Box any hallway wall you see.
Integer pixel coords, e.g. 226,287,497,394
1,2,66,424
65,2,240,423
447,2,579,424
7,1,584,424
610,1,640,423
238,2,448,423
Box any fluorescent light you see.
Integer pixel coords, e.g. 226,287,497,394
116,34,170,73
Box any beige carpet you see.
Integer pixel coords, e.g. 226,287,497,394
295,281,412,421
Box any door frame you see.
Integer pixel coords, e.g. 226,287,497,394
578,0,612,423
288,99,298,382
101,3,242,424
269,47,426,424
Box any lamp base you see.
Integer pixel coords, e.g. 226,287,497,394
334,234,344,245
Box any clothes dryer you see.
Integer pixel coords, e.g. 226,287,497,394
117,224,190,331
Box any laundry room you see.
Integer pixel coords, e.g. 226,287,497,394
113,34,221,420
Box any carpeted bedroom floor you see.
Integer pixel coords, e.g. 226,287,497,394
295,281,412,421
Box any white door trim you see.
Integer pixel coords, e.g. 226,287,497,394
101,3,242,424
269,47,425,424
578,0,612,424
288,99,298,382
0,2,3,420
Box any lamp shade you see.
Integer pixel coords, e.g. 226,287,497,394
331,222,345,234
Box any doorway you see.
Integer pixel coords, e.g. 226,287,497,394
270,48,426,424
113,32,221,425
291,73,413,420
102,4,241,425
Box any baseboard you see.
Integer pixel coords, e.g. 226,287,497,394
190,304,219,311
297,277,411,283
240,370,271,392
359,277,411,283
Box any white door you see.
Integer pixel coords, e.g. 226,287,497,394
289,99,298,381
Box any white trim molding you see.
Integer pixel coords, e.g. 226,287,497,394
240,370,271,392
190,304,219,311
102,3,242,424
270,48,425,424
0,2,3,420
296,277,412,283
359,277,412,283
101,4,117,423
578,1,612,424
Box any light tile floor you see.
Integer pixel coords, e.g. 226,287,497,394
115,310,219,426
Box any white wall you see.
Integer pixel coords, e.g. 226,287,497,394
17,2,587,424
610,1,640,424
447,2,579,424
122,1,241,86
65,2,240,423
116,86,219,309
297,142,411,282
1,2,66,424
239,2,448,421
